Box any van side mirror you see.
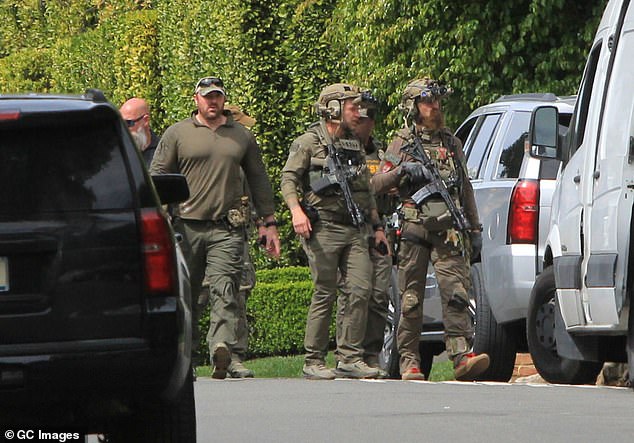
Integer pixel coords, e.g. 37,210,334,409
528,106,559,159
151,174,190,205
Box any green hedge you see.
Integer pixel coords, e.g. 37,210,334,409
0,0,606,268
197,266,339,362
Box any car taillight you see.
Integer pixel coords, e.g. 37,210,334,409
0,110,20,121
141,209,176,294
508,179,539,244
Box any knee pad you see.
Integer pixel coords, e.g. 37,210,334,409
401,289,421,319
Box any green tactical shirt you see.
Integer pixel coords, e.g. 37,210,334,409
371,126,480,228
281,121,377,220
149,111,275,221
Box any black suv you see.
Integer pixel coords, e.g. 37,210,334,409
0,90,195,441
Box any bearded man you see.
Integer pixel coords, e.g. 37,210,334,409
371,77,488,381
120,97,160,167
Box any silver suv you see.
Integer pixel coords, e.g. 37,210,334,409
380,93,575,381
456,93,575,381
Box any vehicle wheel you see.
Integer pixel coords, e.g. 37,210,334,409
107,368,197,442
527,266,602,384
471,263,517,381
379,266,401,379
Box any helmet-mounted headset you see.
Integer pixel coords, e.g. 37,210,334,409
314,83,363,120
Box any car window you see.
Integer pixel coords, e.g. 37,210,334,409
564,42,602,167
455,116,478,154
0,119,133,214
496,111,531,179
466,113,501,179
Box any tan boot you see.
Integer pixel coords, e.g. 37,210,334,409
228,360,254,378
302,363,335,380
401,367,425,381
365,356,388,379
454,353,490,381
211,342,231,380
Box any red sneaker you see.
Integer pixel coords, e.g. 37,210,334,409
454,352,490,381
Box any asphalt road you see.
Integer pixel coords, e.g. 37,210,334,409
194,378,634,443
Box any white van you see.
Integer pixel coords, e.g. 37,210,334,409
527,0,634,385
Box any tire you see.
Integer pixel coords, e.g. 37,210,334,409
626,300,634,389
108,369,197,442
527,266,602,384
379,266,401,378
471,263,517,381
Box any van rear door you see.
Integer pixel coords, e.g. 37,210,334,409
582,0,634,328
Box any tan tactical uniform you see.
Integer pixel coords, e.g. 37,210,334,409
336,137,394,365
150,110,275,366
372,126,479,373
281,121,377,366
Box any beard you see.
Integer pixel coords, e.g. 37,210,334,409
419,109,445,131
131,128,148,150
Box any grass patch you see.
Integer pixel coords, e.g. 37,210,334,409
197,353,455,381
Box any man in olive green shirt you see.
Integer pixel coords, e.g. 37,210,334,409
281,83,389,380
150,76,280,379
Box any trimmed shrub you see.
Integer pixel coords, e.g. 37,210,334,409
197,266,338,362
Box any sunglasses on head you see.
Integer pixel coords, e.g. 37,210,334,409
196,77,224,89
125,114,146,127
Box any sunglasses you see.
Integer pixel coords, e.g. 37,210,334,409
125,114,146,127
196,76,224,89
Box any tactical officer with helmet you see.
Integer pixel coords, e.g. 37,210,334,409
372,77,489,381
336,90,395,377
281,83,389,380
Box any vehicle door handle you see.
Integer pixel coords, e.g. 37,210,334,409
593,170,600,179
573,175,581,184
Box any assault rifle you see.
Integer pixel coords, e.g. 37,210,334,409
401,130,471,232
310,123,365,227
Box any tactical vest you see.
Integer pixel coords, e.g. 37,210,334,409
365,138,396,217
304,122,373,221
403,129,463,231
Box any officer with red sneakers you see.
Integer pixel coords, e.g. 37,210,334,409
371,78,489,381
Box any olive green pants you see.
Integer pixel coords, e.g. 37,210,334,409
301,221,372,365
397,221,472,373
336,238,391,362
199,241,255,360
174,218,245,364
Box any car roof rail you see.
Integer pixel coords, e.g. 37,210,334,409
495,93,558,103
84,88,108,103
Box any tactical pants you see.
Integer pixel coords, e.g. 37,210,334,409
174,218,245,364
199,241,254,361
397,221,473,373
301,221,372,365
336,234,391,362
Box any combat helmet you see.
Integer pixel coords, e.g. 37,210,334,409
400,77,452,118
315,83,363,120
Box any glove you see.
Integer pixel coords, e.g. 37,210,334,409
400,162,426,185
469,230,482,258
